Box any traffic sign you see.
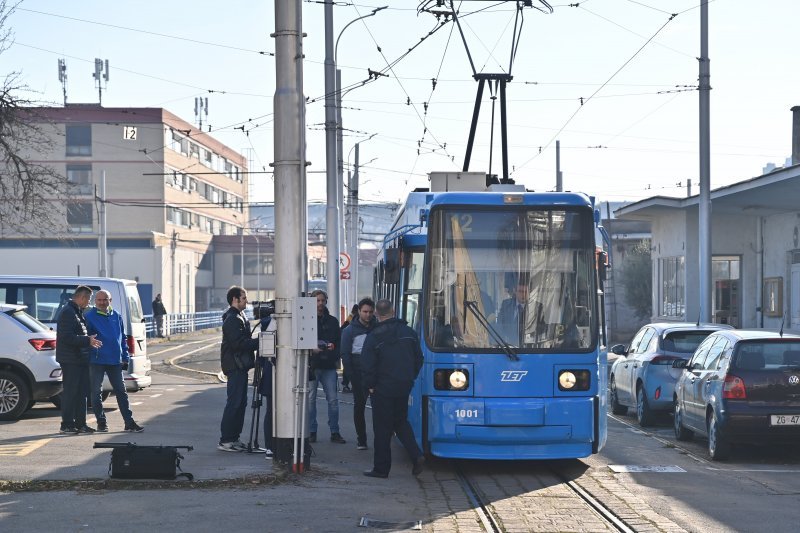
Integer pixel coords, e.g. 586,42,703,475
339,252,351,271
340,270,351,280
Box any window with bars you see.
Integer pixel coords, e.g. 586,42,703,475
659,256,685,317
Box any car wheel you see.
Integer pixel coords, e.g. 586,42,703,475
610,377,627,415
673,400,693,441
0,370,32,421
636,385,655,426
707,410,731,461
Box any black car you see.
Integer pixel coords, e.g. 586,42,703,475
673,329,800,460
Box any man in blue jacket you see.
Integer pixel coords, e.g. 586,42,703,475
361,299,425,478
56,285,103,434
85,290,144,432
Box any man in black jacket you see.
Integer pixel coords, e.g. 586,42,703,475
56,285,102,434
308,290,345,444
361,299,425,478
218,286,258,452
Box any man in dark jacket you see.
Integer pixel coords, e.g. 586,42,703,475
56,285,102,434
308,290,345,444
361,299,425,478
152,293,167,338
85,290,144,433
340,297,376,450
218,286,258,452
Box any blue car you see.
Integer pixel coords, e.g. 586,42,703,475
674,329,800,460
609,323,733,426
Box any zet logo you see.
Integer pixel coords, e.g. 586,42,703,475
500,370,528,382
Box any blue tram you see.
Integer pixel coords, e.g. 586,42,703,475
374,187,609,459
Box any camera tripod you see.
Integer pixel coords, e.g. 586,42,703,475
245,357,270,453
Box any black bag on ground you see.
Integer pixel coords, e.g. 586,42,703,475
94,442,194,480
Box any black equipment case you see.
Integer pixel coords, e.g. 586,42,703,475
93,442,194,480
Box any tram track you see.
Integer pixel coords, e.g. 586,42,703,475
453,461,636,533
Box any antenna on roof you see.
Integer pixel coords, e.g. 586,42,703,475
92,58,110,105
194,97,209,130
780,312,786,337
696,306,701,327
57,59,68,106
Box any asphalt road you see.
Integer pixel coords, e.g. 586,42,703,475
2,330,800,532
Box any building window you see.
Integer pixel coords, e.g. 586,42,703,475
763,277,783,317
233,254,274,275
66,125,91,156
659,256,685,317
67,202,92,232
170,130,188,154
712,256,741,327
66,164,92,194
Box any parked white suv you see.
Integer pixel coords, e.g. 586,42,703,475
0,304,62,420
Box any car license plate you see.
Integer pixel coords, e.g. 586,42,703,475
770,415,800,426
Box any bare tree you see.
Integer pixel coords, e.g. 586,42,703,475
0,0,71,234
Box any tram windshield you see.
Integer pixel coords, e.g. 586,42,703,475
425,207,596,353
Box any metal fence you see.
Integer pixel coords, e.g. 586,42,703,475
144,310,255,338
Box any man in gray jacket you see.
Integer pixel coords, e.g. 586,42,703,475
339,297,376,450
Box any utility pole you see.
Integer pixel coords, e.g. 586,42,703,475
347,144,360,306
698,2,711,322
555,140,563,192
323,0,340,320
272,0,311,473
98,171,107,277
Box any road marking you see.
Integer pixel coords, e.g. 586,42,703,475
130,401,143,406
149,394,162,398
148,340,210,356
609,465,686,473
0,438,52,456
166,342,224,381
705,467,800,473
608,413,711,465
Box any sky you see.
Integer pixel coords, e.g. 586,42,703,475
5,0,800,215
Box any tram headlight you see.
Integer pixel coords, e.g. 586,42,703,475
558,369,591,391
434,369,470,391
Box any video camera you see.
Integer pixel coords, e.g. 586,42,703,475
251,300,276,320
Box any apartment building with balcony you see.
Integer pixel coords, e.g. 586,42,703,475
0,104,249,313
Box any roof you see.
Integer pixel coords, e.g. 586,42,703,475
713,329,800,341
644,322,734,333
615,164,800,220
0,304,26,313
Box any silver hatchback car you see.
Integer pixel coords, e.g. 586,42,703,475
609,322,733,426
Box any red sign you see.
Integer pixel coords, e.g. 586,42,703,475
340,271,352,280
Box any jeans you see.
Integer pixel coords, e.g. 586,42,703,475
371,392,422,475
60,363,88,429
349,358,368,444
220,369,249,443
308,367,340,434
90,364,133,424
154,315,165,336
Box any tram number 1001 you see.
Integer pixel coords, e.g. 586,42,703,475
455,409,479,418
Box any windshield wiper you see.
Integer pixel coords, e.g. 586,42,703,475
464,300,519,361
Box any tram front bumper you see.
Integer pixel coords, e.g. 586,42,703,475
426,396,596,459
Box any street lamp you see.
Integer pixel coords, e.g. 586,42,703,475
330,6,388,316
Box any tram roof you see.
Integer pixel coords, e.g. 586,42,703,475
428,191,594,208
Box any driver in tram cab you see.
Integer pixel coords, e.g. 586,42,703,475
496,277,544,346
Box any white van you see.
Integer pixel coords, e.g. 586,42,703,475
0,276,152,393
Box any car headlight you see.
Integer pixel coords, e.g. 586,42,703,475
434,369,470,391
558,369,591,391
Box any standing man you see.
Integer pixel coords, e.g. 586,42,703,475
84,290,144,433
218,286,258,452
152,293,167,338
361,299,425,478
56,285,102,434
340,297,376,450
308,289,345,444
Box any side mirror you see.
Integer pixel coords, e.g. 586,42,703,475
672,359,688,369
610,344,627,356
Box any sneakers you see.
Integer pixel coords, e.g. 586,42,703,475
59,425,79,435
96,421,109,433
330,433,346,444
264,449,274,459
77,425,96,434
363,470,389,479
308,432,317,443
124,421,145,433
218,440,247,452
342,386,352,393
356,441,368,450
412,456,425,476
